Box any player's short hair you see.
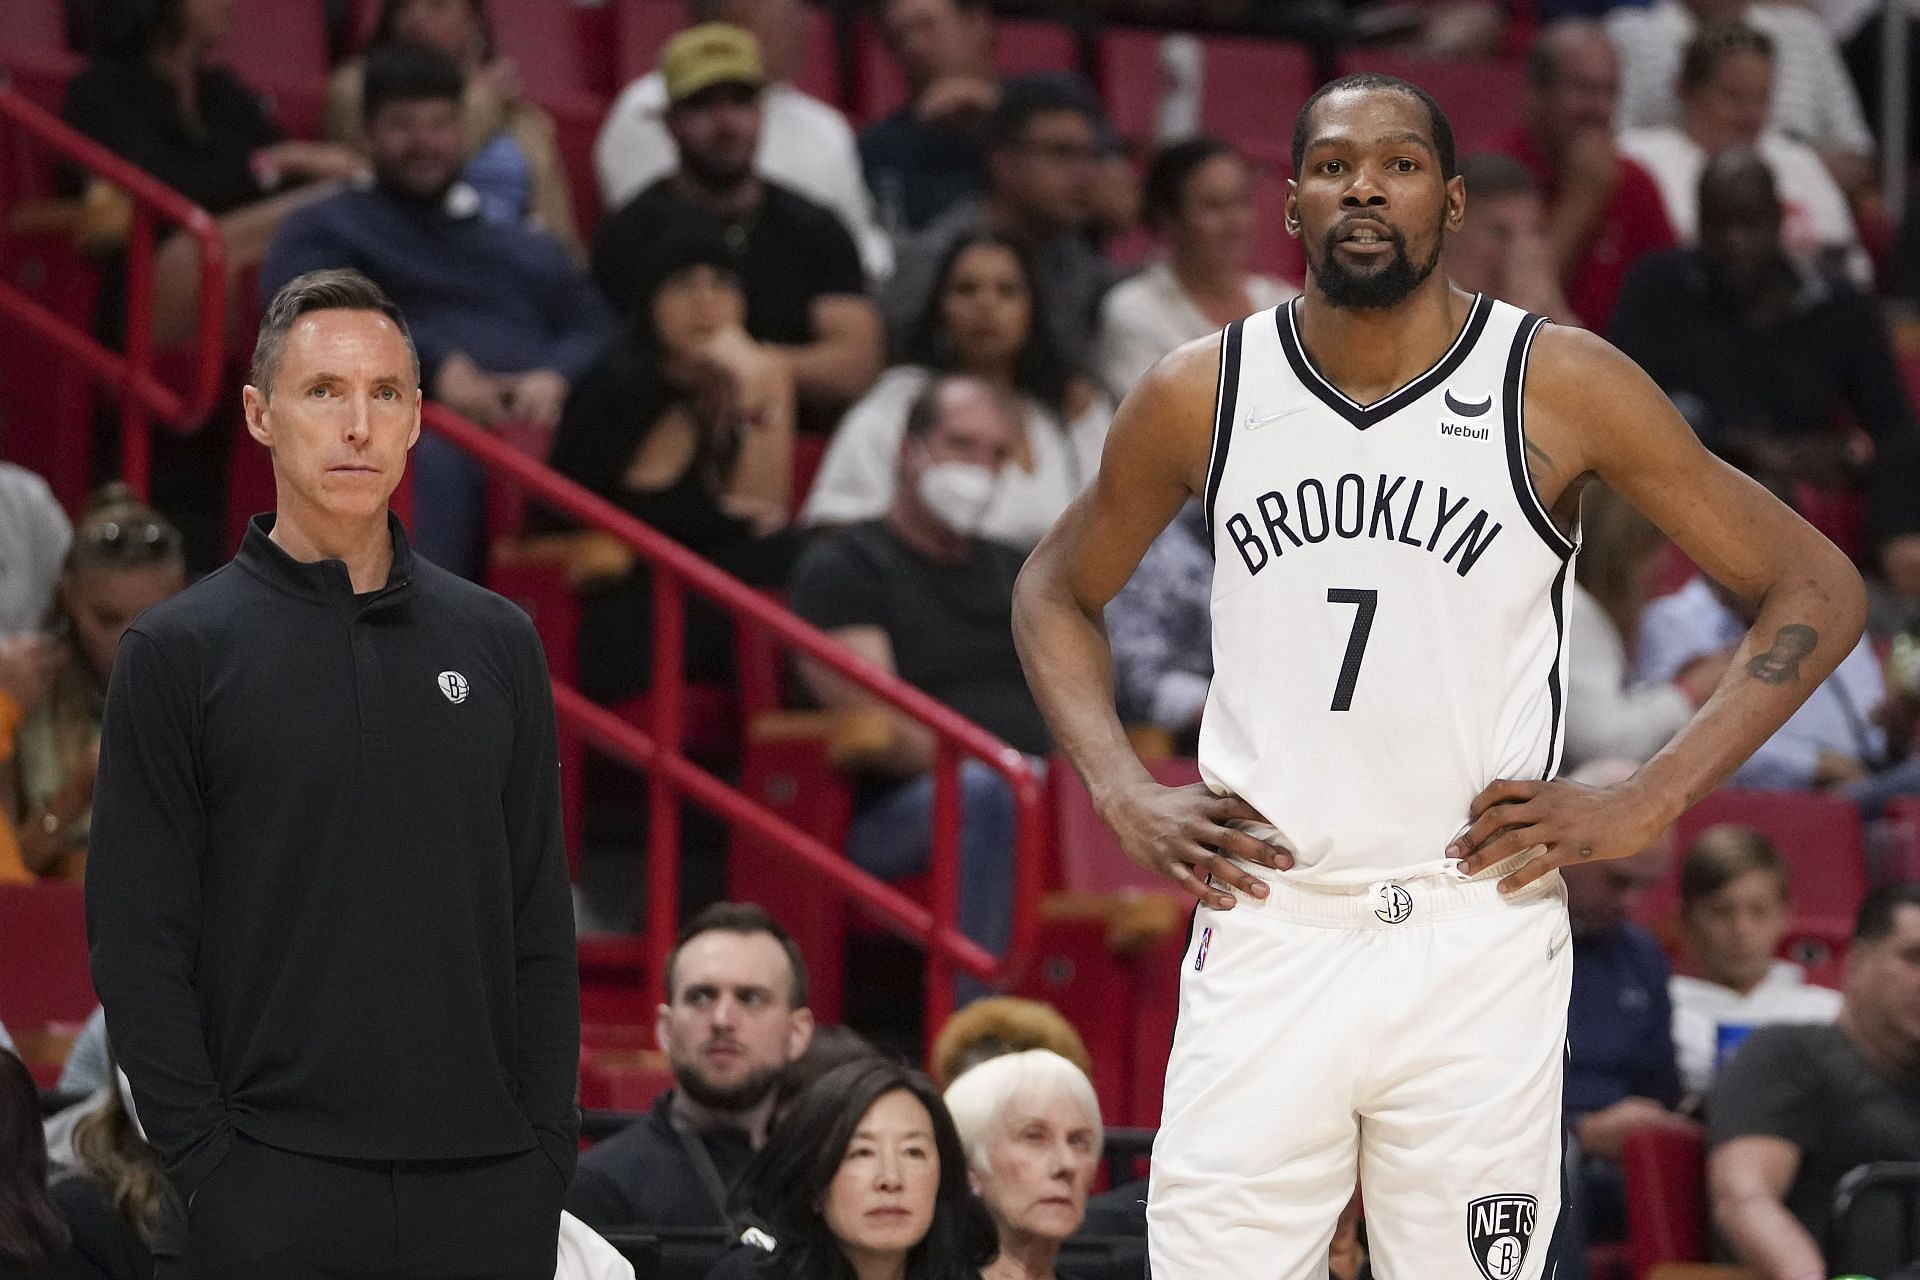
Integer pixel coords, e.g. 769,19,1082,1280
250,269,418,396
1679,21,1773,95
1458,152,1538,203
943,1048,1102,1174
664,901,810,1008
1292,72,1457,182
1679,824,1790,910
1853,882,1920,946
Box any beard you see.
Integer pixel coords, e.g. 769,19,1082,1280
676,1056,783,1113
1310,217,1443,310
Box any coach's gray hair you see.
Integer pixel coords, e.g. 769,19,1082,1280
943,1049,1103,1175
249,268,419,396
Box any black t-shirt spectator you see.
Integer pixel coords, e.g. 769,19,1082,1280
591,179,865,343
1708,1023,1920,1271
60,59,280,216
1608,248,1920,547
565,1090,752,1232
787,520,1050,757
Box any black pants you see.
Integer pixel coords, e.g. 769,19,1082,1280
159,1131,564,1280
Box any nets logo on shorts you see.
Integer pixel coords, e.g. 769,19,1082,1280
1467,1193,1537,1280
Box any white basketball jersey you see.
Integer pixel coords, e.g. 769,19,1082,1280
1198,294,1577,887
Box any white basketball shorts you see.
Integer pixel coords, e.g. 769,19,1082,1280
1148,857,1573,1280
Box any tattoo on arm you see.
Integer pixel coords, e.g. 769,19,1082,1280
1745,624,1820,685
1524,438,1554,491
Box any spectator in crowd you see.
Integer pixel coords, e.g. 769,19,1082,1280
1608,151,1920,580
0,632,64,885
1707,883,1920,1280
1093,138,1295,401
1607,0,1874,190
943,1050,1101,1280
772,1025,882,1123
0,464,71,638
596,0,891,280
54,1057,179,1279
1105,500,1210,752
1562,769,1698,1243
1447,154,1580,324
1492,21,1676,331
261,42,613,579
324,0,582,256
530,232,798,707
789,375,1050,978
1617,25,1868,282
1564,482,1728,771
1635,569,1894,797
592,25,883,430
884,80,1115,377
859,0,1130,241
568,904,816,1232
61,0,364,570
2,486,184,885
711,1058,998,1279
929,997,1094,1090
1672,825,1842,1098
804,231,1106,549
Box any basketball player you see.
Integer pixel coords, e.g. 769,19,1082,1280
1010,75,1866,1280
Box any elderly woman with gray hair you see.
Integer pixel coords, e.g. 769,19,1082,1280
942,1050,1102,1280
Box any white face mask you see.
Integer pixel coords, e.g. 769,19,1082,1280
916,460,998,536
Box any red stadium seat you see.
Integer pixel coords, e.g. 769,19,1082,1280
1877,797,1920,885
613,0,686,87
1667,790,1867,924
1098,29,1315,156
0,0,81,113
0,882,94,1033
1622,1125,1710,1274
1333,51,1529,154
212,0,331,97
852,16,1078,124
1051,754,1198,898
486,0,617,100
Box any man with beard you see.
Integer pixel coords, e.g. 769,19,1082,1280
590,24,882,429
259,41,612,579
1011,72,1866,1280
566,903,815,1232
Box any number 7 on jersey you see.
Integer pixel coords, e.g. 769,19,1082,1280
1326,588,1377,712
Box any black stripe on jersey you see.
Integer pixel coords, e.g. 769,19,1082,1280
1543,557,1572,779
1274,292,1492,429
1501,312,1578,560
1201,319,1246,547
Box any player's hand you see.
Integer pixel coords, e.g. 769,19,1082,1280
1447,775,1673,894
1097,780,1292,910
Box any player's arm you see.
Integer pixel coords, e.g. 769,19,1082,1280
1454,327,1868,887
1013,337,1287,909
1708,1136,1824,1280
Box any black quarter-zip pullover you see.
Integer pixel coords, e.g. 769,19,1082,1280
87,515,580,1199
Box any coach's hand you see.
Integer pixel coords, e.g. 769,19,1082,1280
1448,776,1673,893
1098,781,1292,910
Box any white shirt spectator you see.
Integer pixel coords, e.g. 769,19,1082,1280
1093,262,1296,401
801,365,1110,550
1617,126,1868,284
0,464,71,636
594,75,893,282
1607,0,1874,156
1634,576,1887,788
1670,960,1842,1095
1565,581,1695,770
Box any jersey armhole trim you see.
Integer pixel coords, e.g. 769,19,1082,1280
1201,319,1245,551
1502,313,1578,560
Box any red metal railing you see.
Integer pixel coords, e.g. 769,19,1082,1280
0,87,227,496
425,407,1048,1031
0,81,1047,1036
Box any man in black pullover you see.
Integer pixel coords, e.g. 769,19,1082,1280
87,268,580,1279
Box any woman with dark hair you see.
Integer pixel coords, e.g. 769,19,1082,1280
802,230,1110,551
523,232,798,706
2,486,185,882
1093,137,1295,399
708,1058,998,1280
324,0,581,255
0,1048,71,1278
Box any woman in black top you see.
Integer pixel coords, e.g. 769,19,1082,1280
536,231,800,706
706,1058,997,1280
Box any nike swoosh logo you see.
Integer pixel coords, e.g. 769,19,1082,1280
1547,933,1570,961
1443,390,1492,417
1246,405,1308,429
